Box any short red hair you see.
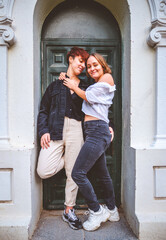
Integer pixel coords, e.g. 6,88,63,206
67,47,89,65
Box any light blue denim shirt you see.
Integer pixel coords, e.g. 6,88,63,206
82,82,116,123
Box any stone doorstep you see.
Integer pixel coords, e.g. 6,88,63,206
31,207,139,240
41,209,85,217
40,207,124,219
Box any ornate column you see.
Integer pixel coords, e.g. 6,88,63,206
147,0,166,148
0,0,15,148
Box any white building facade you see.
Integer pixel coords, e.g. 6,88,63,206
0,0,166,239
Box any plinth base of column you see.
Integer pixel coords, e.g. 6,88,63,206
0,148,41,240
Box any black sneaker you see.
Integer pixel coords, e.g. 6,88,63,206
62,209,82,230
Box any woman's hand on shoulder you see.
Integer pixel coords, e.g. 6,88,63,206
59,72,66,80
100,73,114,86
63,78,77,90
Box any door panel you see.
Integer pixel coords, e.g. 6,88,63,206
42,39,121,209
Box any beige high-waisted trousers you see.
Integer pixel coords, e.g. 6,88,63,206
37,117,84,207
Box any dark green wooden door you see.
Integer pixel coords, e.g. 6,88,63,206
41,39,121,209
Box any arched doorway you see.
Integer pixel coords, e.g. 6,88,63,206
41,0,122,209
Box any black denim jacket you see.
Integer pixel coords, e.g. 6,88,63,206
37,80,88,140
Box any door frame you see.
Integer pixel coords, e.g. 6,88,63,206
41,38,122,209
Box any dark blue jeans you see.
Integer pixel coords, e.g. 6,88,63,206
72,120,115,212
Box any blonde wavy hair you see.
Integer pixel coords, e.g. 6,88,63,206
86,53,112,78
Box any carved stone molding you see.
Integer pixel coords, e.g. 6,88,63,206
0,24,14,45
0,0,4,9
0,0,15,46
147,26,166,47
0,0,14,24
148,0,166,26
147,0,166,47
160,0,166,16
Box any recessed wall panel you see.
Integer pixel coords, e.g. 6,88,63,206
154,167,166,198
0,169,12,201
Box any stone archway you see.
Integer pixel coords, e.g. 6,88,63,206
33,0,131,235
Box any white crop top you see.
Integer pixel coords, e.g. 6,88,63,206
82,82,116,123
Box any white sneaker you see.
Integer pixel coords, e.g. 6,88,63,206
83,205,110,231
103,205,120,222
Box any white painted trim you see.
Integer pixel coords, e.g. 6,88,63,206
147,0,166,148
0,1,15,148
